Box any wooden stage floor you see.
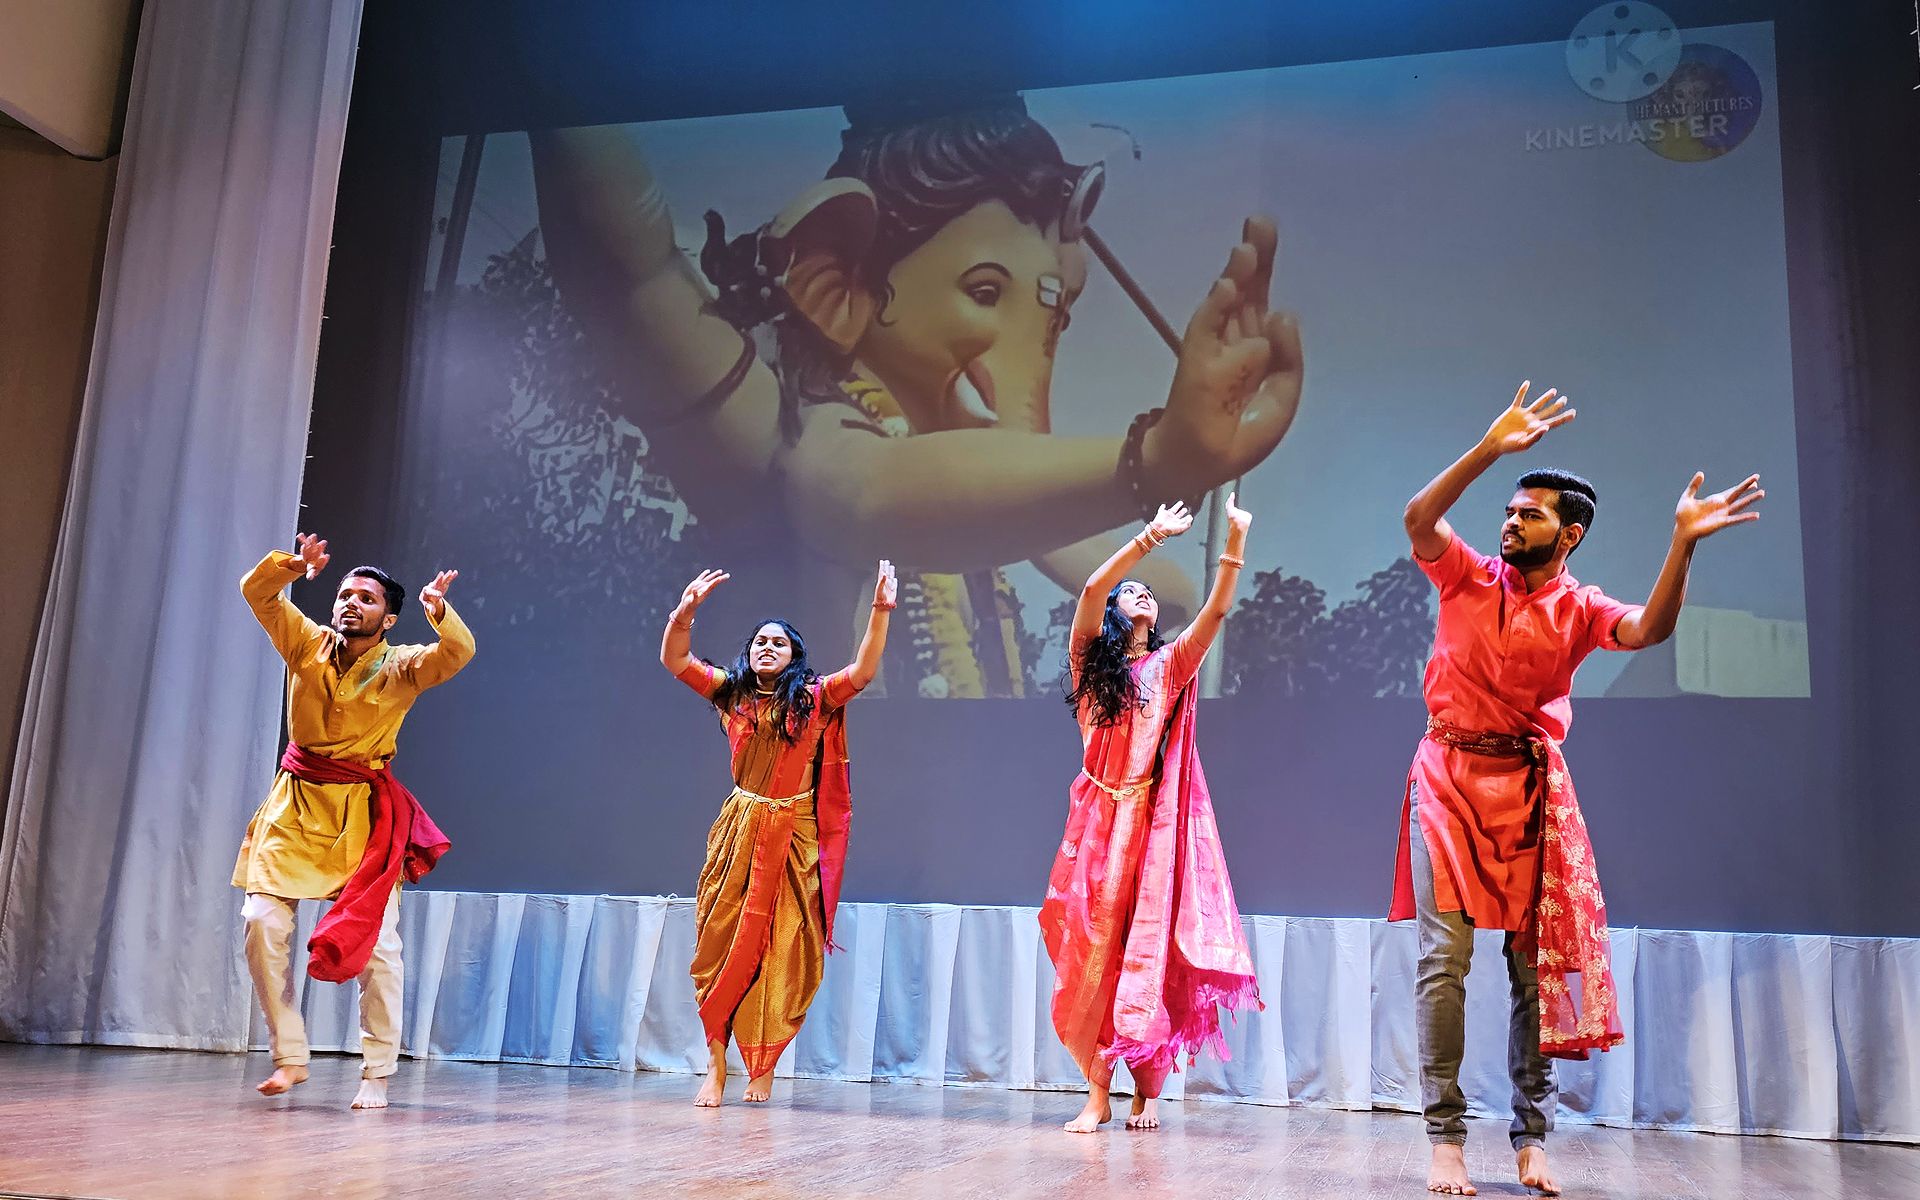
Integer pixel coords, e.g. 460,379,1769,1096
1,1046,1913,1199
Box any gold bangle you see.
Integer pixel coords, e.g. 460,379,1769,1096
1217,553,1246,568
670,616,695,629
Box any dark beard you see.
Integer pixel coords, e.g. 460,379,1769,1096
1499,540,1556,570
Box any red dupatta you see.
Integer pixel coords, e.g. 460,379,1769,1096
814,701,853,953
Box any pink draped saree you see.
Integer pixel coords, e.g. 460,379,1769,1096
1039,639,1261,1091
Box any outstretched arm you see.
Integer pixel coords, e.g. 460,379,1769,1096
838,561,897,695
660,569,730,690
1173,493,1253,666
1615,473,1764,649
1405,381,1572,560
788,414,1152,572
530,128,784,526
1033,534,1197,629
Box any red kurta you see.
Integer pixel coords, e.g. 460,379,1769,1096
1393,533,1636,931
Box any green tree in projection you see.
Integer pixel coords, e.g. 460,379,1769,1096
1030,597,1078,698
415,230,709,650
1223,567,1330,697
1317,558,1432,697
1224,558,1432,697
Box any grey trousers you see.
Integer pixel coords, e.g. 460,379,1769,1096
1409,794,1553,1148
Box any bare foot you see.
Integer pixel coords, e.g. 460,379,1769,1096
350,1077,389,1110
1063,1094,1112,1133
1126,1094,1160,1131
742,1069,774,1103
1517,1145,1560,1195
696,1041,728,1107
255,1065,308,1096
1428,1143,1477,1195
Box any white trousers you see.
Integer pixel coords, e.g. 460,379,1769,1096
242,887,403,1079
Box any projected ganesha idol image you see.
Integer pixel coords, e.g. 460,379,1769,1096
507,92,1303,697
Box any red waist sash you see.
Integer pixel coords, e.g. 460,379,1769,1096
279,744,449,983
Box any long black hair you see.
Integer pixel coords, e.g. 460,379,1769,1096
1062,581,1165,727
708,618,818,742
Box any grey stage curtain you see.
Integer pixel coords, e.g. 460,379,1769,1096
261,895,1919,1143
0,0,363,1050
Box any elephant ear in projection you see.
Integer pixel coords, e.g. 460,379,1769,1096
529,93,1303,695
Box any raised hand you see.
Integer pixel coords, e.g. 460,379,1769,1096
1223,490,1252,535
1148,501,1194,542
872,559,898,610
678,569,730,613
294,533,330,581
419,569,458,622
1483,381,1574,456
1674,472,1763,543
1156,217,1305,496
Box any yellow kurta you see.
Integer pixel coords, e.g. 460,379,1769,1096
231,551,475,899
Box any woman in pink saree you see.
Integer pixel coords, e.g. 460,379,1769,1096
1040,496,1262,1133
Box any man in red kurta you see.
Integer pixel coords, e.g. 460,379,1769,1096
1396,383,1764,1197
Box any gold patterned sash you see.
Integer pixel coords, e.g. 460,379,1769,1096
1425,716,1548,766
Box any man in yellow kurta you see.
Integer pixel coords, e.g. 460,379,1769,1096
233,532,474,1109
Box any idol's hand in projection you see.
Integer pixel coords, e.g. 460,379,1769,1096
1156,217,1304,496
872,559,898,610
1674,473,1763,544
1149,501,1194,543
293,533,330,580
1482,381,1574,456
677,569,730,615
419,570,458,623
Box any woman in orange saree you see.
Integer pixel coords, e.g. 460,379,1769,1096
1041,497,1262,1133
661,561,896,1106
